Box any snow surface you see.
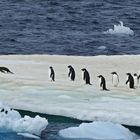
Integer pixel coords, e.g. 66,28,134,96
0,102,48,136
0,55,140,126
104,21,134,35
59,121,134,140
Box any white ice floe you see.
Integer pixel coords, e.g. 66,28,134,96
18,133,40,139
59,121,134,140
104,21,134,35
0,102,48,137
1,55,140,126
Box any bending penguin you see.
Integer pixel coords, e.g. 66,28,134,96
98,75,109,91
111,72,119,87
0,66,14,74
49,66,55,81
126,73,134,89
81,68,92,85
68,65,75,81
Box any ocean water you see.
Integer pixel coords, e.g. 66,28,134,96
0,0,140,55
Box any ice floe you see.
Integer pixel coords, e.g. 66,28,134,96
0,55,140,126
104,21,134,35
59,121,135,140
0,102,48,137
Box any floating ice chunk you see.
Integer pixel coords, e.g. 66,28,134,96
12,115,48,136
59,121,134,140
104,21,134,35
0,102,48,136
18,133,40,139
98,46,106,50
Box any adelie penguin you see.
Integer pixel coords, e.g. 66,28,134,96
81,68,92,85
0,67,14,74
98,75,109,91
49,66,55,81
133,73,139,87
68,65,75,81
111,72,119,87
126,73,134,89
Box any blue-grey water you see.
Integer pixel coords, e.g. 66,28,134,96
0,0,140,55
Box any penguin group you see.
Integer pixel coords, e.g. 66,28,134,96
1,65,140,91
49,65,140,91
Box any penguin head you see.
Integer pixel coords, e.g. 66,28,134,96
111,72,117,75
81,68,86,71
126,73,131,76
98,75,102,78
50,66,53,69
68,65,72,68
134,73,137,76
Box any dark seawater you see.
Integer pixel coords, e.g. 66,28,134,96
0,0,140,55
1,110,140,140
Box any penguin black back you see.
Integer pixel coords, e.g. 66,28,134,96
68,65,75,81
81,68,92,85
126,73,134,89
98,75,109,91
0,67,14,74
49,66,55,81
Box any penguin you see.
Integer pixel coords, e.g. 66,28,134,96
98,75,109,91
111,72,119,87
0,66,14,74
68,65,75,81
138,74,140,82
133,73,139,87
49,66,55,81
0,108,4,112
5,110,8,114
81,68,92,85
126,73,134,89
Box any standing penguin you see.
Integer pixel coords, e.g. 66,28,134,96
68,65,75,81
111,72,119,87
81,68,92,85
133,73,139,87
126,73,134,89
98,75,109,91
49,66,55,81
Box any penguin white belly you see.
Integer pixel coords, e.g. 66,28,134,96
48,69,51,80
112,75,119,87
69,72,72,80
134,76,138,87
99,78,102,88
82,71,84,81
